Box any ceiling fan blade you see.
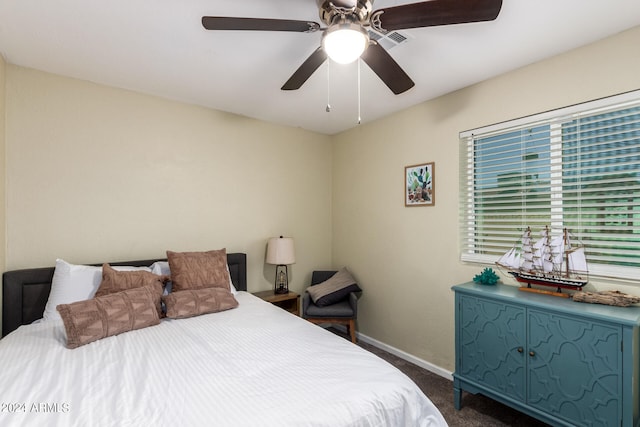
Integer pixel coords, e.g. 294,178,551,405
202,17,320,33
360,43,414,95
281,48,328,91
371,0,502,32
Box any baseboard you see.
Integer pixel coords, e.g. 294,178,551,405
330,325,453,381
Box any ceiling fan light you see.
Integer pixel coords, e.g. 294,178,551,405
322,23,369,64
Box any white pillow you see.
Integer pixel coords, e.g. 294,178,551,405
150,261,238,294
150,261,172,295
150,260,171,276
42,259,152,321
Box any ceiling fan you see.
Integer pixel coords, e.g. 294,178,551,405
202,0,503,95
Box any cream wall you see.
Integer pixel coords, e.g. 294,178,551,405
5,66,332,297
332,26,640,371
0,55,6,320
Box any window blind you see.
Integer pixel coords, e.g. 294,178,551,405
460,90,640,281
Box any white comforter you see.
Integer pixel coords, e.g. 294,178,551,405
0,292,447,427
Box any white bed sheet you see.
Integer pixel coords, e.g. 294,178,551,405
0,292,447,427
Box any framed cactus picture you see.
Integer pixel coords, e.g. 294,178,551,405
405,162,435,207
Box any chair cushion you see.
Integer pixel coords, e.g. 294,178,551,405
307,267,361,307
305,299,354,318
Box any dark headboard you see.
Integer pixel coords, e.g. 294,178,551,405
2,252,247,337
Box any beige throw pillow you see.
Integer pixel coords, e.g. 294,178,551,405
163,288,238,319
166,249,231,292
95,263,166,317
57,286,160,349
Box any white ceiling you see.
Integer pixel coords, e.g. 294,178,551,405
0,1,639,135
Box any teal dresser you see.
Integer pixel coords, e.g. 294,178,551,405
452,282,640,427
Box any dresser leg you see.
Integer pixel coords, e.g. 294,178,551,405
453,382,462,410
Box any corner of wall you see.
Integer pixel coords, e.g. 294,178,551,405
0,55,6,273
0,55,6,334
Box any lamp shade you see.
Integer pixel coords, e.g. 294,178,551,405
266,236,296,265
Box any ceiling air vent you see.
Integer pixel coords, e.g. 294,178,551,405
367,29,410,51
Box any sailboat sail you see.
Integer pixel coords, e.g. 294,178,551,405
497,247,520,270
550,236,565,266
567,247,588,276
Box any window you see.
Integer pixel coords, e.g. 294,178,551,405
460,90,640,281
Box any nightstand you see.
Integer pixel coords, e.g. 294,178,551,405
253,290,300,316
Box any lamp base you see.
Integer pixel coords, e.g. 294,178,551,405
274,265,289,295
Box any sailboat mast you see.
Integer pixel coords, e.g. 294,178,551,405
522,226,532,272
544,225,551,273
564,228,570,278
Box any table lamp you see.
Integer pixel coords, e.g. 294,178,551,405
266,236,295,294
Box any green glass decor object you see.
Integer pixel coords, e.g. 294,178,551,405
473,268,500,285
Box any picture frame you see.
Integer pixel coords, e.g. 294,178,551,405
405,162,435,207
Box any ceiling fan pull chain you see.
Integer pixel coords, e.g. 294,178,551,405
357,59,362,125
326,60,332,113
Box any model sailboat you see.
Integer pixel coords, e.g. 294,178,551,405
496,226,589,293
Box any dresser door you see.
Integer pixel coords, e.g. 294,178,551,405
527,309,622,426
458,295,526,402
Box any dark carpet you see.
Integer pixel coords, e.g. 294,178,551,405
331,329,550,426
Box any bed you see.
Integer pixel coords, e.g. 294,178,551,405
0,253,447,426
